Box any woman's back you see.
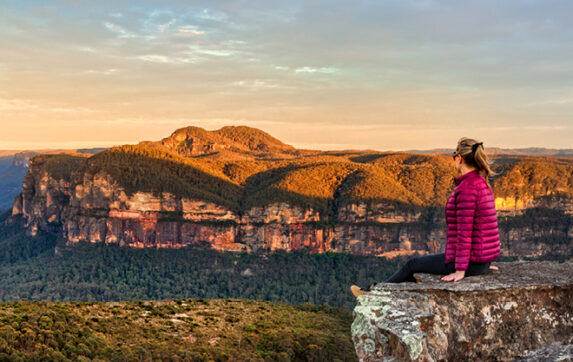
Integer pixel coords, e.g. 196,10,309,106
445,170,500,270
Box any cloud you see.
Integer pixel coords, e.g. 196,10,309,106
102,21,137,39
0,98,96,114
188,45,235,57
295,66,339,74
0,98,38,111
137,55,174,63
84,68,120,75
194,8,228,22
177,27,205,36
229,79,293,90
525,97,573,106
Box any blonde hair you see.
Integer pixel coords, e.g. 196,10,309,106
456,137,496,187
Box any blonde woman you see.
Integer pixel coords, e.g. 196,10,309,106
352,138,500,296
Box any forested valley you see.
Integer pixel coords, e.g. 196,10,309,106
0,214,399,309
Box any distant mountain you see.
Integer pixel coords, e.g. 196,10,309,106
407,147,573,157
0,148,106,158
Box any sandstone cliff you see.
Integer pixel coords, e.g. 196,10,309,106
13,159,572,257
352,261,572,361
12,159,445,255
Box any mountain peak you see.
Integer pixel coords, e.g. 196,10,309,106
152,125,296,159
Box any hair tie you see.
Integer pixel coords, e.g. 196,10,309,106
472,142,483,153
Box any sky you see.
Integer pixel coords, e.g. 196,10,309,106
1,0,572,151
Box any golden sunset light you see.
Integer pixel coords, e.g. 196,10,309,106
1,1,572,150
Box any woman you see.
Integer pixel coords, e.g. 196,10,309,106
351,138,500,296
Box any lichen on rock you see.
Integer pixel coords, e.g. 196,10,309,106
351,261,573,361
514,344,573,361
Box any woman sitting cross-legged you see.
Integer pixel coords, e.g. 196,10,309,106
351,137,501,297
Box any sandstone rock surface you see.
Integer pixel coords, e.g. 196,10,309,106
11,165,447,254
352,261,572,361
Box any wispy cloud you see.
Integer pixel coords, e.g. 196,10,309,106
102,21,137,39
137,55,174,63
177,26,205,36
525,97,573,106
295,66,339,74
229,79,293,90
84,68,120,75
0,98,38,111
0,98,95,114
188,45,236,57
194,8,228,22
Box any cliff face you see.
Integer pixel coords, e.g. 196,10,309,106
352,261,572,361
495,195,573,215
495,195,573,257
11,155,573,257
12,161,447,255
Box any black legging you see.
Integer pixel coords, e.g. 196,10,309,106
381,253,490,284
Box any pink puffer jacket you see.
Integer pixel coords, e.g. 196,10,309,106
445,170,500,271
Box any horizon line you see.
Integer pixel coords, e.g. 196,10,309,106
1,142,571,154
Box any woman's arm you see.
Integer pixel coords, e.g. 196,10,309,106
453,186,478,271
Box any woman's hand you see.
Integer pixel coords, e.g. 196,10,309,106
441,270,465,282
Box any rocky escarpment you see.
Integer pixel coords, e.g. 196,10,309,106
12,162,444,255
10,153,573,257
352,261,572,361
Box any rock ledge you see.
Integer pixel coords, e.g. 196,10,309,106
351,261,572,361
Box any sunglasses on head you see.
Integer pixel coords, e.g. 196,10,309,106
452,151,459,160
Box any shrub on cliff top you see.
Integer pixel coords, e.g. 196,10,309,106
85,145,242,210
30,154,89,182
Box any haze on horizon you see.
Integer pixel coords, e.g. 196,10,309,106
1,0,572,151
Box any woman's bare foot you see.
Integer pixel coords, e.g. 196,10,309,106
489,265,499,271
350,285,366,298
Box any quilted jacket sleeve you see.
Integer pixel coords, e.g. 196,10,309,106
455,186,478,271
